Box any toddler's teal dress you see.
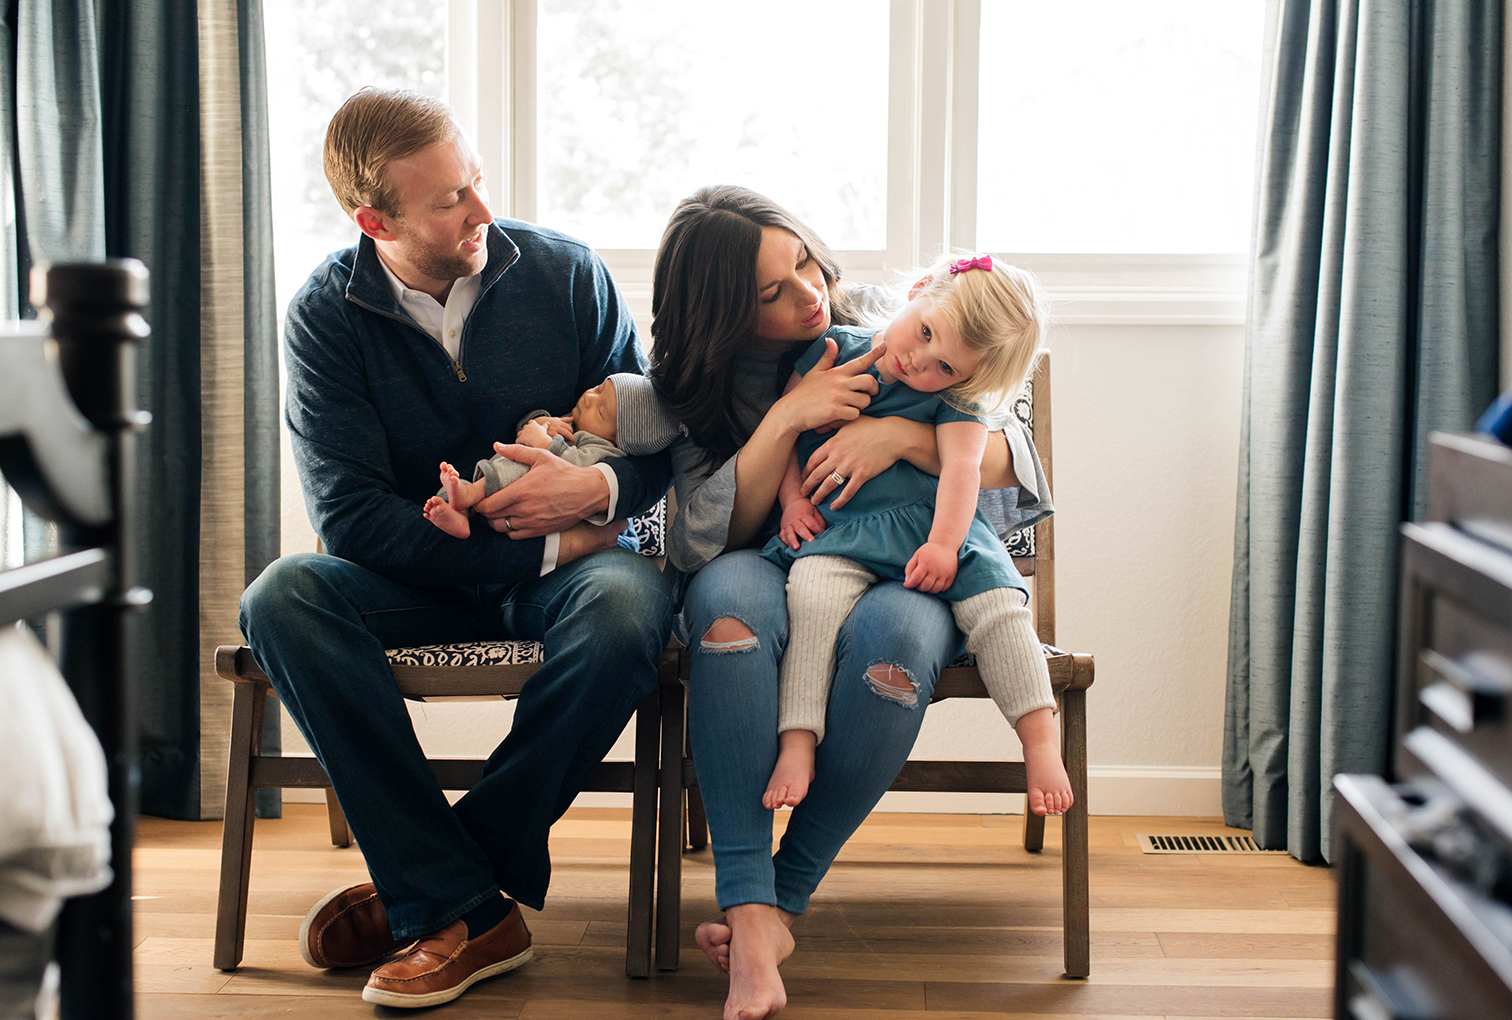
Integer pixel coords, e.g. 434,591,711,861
760,327,1027,602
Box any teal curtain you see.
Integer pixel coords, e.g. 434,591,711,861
0,0,282,819
1224,0,1501,863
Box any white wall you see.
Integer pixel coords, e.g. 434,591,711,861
276,303,1245,816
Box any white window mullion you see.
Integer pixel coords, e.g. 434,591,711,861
446,0,478,144
473,1,509,210
949,0,979,254
886,0,919,274
505,0,538,222
887,0,957,273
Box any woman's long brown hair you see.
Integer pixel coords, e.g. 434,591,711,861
649,186,861,462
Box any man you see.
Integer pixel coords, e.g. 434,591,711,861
239,88,673,1009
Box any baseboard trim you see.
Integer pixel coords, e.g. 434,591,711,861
285,765,1224,817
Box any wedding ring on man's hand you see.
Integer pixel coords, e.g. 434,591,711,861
503,517,513,532
830,470,847,487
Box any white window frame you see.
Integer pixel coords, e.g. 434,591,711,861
448,0,1246,328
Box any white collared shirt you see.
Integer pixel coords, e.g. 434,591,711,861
375,254,481,364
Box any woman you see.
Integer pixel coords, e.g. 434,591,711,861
650,186,1050,1020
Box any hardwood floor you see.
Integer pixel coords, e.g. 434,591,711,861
133,805,1334,1018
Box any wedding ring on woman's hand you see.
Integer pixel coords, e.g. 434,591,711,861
830,470,846,487
503,517,513,532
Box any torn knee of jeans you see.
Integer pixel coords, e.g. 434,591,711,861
701,616,759,653
864,663,919,707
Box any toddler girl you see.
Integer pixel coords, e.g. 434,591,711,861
761,255,1073,817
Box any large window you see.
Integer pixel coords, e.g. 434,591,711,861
265,0,1265,321
976,1,1264,254
537,0,889,252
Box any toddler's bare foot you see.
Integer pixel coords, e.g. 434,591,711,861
1015,706,1073,815
724,904,794,1020
762,734,816,809
438,460,478,512
696,919,732,973
1024,742,1073,815
423,495,471,539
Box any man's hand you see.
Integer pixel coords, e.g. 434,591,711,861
777,499,827,551
475,443,610,538
525,415,576,442
903,541,959,594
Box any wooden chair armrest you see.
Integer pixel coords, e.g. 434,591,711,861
214,644,269,686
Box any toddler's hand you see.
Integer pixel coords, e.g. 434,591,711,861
516,420,555,449
904,541,958,593
524,415,576,442
778,499,827,551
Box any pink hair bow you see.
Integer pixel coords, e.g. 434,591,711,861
949,255,993,275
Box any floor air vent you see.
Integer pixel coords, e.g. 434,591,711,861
1137,833,1284,854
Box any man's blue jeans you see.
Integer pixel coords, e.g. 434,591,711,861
677,550,962,915
239,547,672,940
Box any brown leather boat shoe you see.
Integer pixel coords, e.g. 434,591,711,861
361,901,533,1008
299,882,411,969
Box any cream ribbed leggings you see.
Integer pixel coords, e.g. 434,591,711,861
780,554,1054,742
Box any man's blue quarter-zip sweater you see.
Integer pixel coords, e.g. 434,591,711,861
283,218,670,587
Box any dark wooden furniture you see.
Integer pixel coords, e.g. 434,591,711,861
1333,433,1512,1019
212,646,671,977
0,261,152,1019
655,354,1095,978
213,520,678,979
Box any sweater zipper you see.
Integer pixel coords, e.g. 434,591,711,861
348,247,518,387
347,295,471,382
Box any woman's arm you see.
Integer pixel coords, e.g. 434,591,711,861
725,339,887,549
800,415,1019,509
904,421,988,593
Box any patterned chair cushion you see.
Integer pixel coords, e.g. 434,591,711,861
387,641,544,667
630,497,665,558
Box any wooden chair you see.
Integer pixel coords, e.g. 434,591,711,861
655,354,1095,978
213,505,675,978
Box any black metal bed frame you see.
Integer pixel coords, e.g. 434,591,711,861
0,260,150,1019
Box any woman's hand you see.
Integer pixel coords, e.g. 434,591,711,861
778,499,827,551
775,337,886,435
800,415,923,509
904,541,959,594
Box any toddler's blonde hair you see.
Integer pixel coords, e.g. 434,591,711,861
911,254,1046,415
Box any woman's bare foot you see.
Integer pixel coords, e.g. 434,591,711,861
697,907,797,976
1016,708,1073,815
724,904,795,1020
422,495,471,538
696,920,732,973
763,731,817,809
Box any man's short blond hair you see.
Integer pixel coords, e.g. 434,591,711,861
323,88,458,218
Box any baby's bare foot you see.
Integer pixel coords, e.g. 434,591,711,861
438,461,476,512
423,495,471,539
724,904,794,1020
696,920,732,973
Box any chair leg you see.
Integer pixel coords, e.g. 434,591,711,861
214,683,266,971
324,788,351,848
1060,687,1089,978
655,681,686,970
685,784,708,851
1021,803,1046,852
684,723,707,851
625,691,658,977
